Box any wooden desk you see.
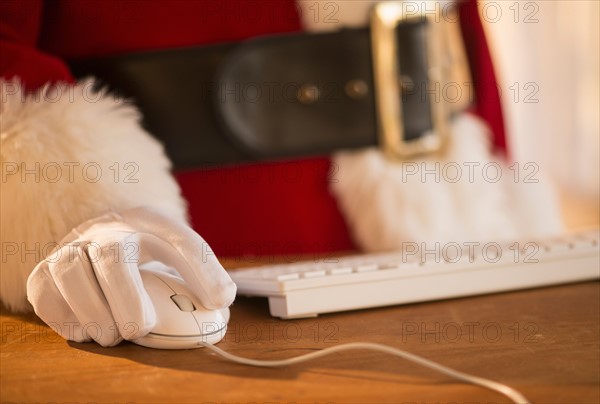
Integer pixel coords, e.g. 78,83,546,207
1,279,598,403
2,197,598,403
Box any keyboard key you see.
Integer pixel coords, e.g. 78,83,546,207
400,260,421,269
328,267,353,276
574,232,600,247
544,239,572,253
302,270,327,278
378,262,402,270
276,273,300,281
450,254,472,265
354,264,378,273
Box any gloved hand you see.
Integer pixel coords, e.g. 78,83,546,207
26,207,236,347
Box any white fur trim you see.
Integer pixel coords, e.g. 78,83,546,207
330,113,563,252
0,79,188,312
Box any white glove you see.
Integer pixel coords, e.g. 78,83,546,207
26,207,236,347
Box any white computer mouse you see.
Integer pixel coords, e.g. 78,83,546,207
132,269,229,349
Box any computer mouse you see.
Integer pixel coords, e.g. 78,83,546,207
132,269,229,349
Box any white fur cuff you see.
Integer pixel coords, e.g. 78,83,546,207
0,79,187,312
330,113,563,252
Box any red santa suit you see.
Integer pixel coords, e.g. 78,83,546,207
2,0,539,313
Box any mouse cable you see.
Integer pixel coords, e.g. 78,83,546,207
198,341,529,404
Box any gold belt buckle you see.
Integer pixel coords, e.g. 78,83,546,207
371,1,471,160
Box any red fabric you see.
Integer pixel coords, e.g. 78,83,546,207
177,158,354,257
1,0,506,257
0,0,73,89
38,1,302,58
458,0,507,154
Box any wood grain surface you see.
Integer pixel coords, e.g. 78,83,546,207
2,194,598,403
2,279,598,403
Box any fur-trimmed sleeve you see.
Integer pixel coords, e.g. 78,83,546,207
0,79,189,312
0,1,189,312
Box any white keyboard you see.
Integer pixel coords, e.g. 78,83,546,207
230,229,600,319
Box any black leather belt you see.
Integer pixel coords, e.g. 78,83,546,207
69,2,470,169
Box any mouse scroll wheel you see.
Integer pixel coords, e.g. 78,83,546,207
170,294,196,312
